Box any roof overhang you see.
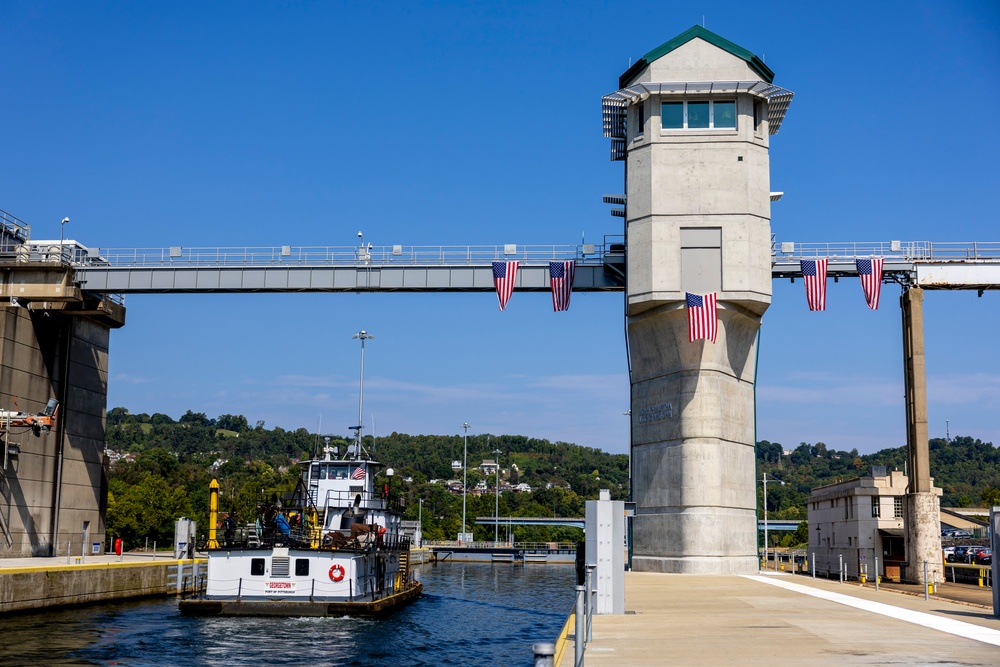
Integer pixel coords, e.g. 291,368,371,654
601,80,794,160
878,528,905,537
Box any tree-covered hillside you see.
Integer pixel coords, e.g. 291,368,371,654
104,407,999,549
104,408,629,547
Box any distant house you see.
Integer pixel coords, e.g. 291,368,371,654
446,480,464,493
808,467,940,583
513,483,532,493
479,459,499,476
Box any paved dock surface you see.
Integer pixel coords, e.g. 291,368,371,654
561,571,1000,666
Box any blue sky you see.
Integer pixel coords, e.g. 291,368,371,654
2,2,998,455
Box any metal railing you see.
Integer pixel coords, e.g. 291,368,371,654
771,240,1000,263
61,242,619,269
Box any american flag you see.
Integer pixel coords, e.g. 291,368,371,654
685,292,718,343
350,466,366,480
549,261,575,312
856,257,884,310
492,261,519,311
800,259,828,311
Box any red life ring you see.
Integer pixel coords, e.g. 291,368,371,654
329,563,346,582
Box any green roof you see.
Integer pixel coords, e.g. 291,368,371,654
619,25,775,89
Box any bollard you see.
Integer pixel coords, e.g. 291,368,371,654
586,564,596,642
575,585,585,667
875,556,879,591
152,540,157,558
924,561,929,600
811,553,816,578
532,642,556,667
932,570,937,595
838,554,843,584
67,541,72,565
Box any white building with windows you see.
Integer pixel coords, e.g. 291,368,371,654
808,467,941,583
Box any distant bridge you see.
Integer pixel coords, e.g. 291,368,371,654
474,516,803,532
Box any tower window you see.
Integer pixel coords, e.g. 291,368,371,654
893,497,904,518
872,499,881,518
635,101,646,137
661,100,737,130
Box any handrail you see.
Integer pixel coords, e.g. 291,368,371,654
771,240,1000,262
51,243,618,269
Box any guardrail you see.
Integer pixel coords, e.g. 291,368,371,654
62,242,620,269
771,240,1000,262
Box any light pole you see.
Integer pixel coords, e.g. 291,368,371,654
461,422,470,544
418,497,423,547
623,410,632,500
352,330,374,449
760,472,785,570
493,446,502,545
59,217,69,261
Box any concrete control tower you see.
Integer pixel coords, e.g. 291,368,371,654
603,27,793,573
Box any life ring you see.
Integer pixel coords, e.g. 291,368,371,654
329,563,345,582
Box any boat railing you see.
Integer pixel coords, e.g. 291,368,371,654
320,488,404,514
425,540,577,551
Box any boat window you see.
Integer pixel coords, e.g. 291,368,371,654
333,466,349,479
250,558,265,576
295,559,310,576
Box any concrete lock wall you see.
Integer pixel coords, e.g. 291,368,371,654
1,307,112,558
623,30,776,573
0,561,184,613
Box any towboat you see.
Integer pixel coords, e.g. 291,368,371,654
179,441,421,617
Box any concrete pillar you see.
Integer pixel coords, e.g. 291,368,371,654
900,287,943,583
606,26,793,573
1,260,123,558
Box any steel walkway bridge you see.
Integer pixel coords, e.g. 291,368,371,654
15,238,1000,294
473,516,800,532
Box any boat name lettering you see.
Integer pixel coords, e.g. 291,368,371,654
265,581,296,592
638,403,672,424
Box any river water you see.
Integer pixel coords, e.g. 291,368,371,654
1,562,575,666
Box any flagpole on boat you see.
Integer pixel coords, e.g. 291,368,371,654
352,330,374,456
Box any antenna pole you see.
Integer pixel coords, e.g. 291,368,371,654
352,330,374,451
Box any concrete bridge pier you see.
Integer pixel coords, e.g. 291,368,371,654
901,287,943,584
629,303,762,573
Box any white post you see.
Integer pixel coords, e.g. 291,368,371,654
461,422,470,544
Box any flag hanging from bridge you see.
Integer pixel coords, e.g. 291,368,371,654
686,292,718,343
549,261,575,312
800,259,828,311
492,261,519,310
856,257,884,310
351,466,366,480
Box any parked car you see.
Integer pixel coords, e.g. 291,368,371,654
974,548,992,565
947,545,976,563
941,528,973,539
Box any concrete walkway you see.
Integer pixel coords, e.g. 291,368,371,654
560,571,1000,666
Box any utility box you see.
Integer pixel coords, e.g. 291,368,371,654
174,517,197,559
585,490,625,614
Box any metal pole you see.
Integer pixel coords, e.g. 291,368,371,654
532,642,556,667
153,540,156,558
574,585,585,667
462,422,470,544
66,541,71,564
924,561,929,600
875,556,879,591
838,554,843,583
762,473,768,570
494,445,501,545
811,552,815,578
586,563,596,641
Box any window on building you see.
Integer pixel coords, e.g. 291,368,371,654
295,559,310,576
872,499,881,518
753,100,764,134
893,497,904,518
251,558,265,576
635,101,645,136
661,100,737,130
